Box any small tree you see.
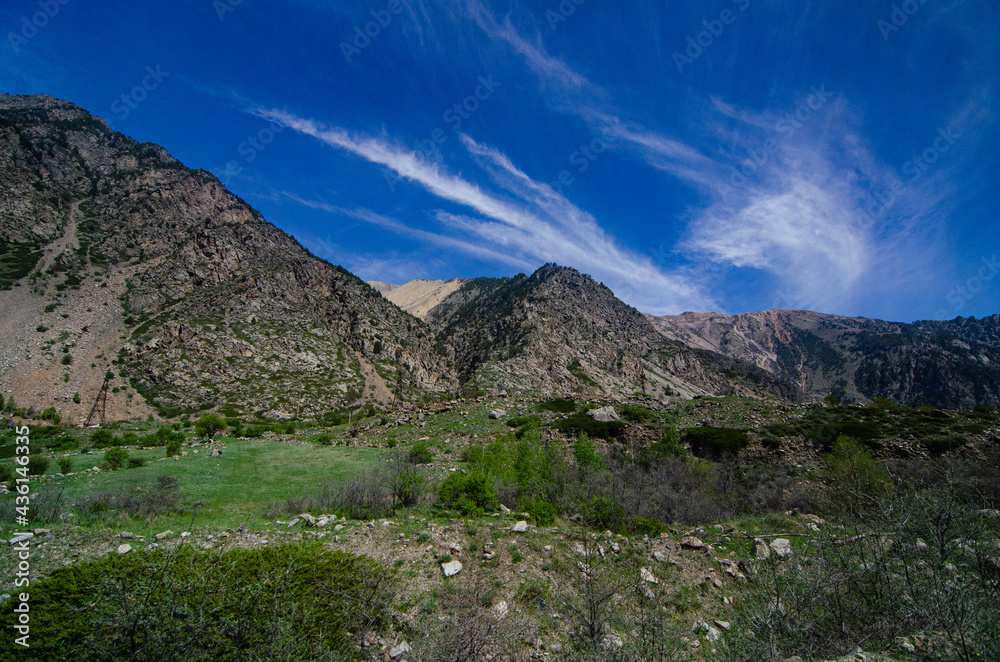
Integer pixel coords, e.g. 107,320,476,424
194,414,226,440
27,455,51,476
58,457,74,474
104,447,129,470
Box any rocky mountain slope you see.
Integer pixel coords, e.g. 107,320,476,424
0,94,454,423
647,310,1000,409
425,265,803,401
367,278,469,319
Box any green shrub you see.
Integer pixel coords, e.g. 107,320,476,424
438,472,497,515
683,426,750,459
506,415,541,428
313,432,335,445
165,439,181,457
60,353,72,365
552,413,625,440
390,466,425,507
57,457,73,474
627,515,665,536
521,497,556,525
89,429,117,448
820,435,893,517
539,397,576,413
103,447,128,470
127,457,146,469
408,441,434,464
27,455,50,475
580,496,626,532
644,425,686,463
245,424,266,438
0,464,12,483
0,545,394,661
194,413,226,440
573,433,605,470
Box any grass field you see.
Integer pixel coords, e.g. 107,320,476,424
22,438,387,535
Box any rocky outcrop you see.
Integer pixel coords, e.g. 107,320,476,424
0,94,454,420
647,310,1000,409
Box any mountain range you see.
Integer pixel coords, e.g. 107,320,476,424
2,94,998,423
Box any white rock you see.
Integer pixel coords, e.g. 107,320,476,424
388,641,412,658
512,521,529,533
441,560,463,577
493,600,509,619
116,543,132,555
640,567,659,584
589,406,620,422
769,538,793,558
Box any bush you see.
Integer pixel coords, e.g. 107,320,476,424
244,424,266,438
438,472,498,515
683,426,749,459
580,496,626,532
89,429,117,448
627,515,665,536
194,413,226,440
103,447,129,470
552,413,625,440
820,435,893,517
521,497,556,525
389,465,425,508
57,457,73,474
0,545,395,662
0,464,12,483
313,433,334,445
165,439,181,457
573,434,604,471
27,455,51,475
127,457,146,469
540,397,576,413
408,441,434,464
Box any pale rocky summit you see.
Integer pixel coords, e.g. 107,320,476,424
367,278,470,319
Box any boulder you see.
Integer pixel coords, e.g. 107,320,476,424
441,560,463,577
680,536,706,551
512,520,529,532
489,409,506,420
116,543,132,555
589,406,619,422
388,641,412,658
753,538,771,559
640,567,658,584
770,538,793,558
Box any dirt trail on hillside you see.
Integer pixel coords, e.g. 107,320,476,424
354,350,395,405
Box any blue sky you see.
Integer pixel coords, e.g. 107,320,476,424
2,0,997,321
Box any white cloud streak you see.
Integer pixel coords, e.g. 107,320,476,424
256,107,716,314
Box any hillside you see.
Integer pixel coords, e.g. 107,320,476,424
0,94,454,423
366,278,470,319
426,265,803,401
647,309,1000,409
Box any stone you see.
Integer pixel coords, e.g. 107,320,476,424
769,538,793,558
388,641,412,658
489,409,506,420
117,543,132,555
441,560,463,577
287,518,300,528
714,620,731,630
512,521,529,533
753,538,771,559
8,534,33,546
32,529,50,536
652,551,668,563
681,536,706,551
542,545,554,558
499,503,511,514
640,567,658,584
211,449,220,457
590,406,619,422
155,530,173,540
493,600,509,619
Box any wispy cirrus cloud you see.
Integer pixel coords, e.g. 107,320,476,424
255,106,716,314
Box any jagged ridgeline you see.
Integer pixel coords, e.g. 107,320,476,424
425,265,803,401
0,94,454,420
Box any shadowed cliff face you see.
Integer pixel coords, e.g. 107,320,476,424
0,94,454,421
647,309,1000,409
